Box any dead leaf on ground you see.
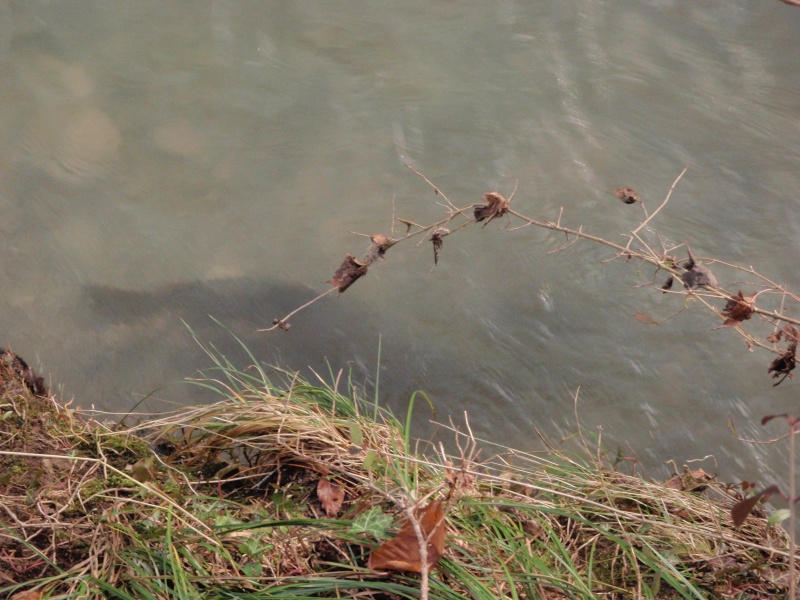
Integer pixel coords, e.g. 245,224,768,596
443,460,476,496
317,478,345,517
721,290,755,327
328,254,368,292
10,591,46,600
368,499,446,573
613,187,640,204
474,192,509,224
664,467,714,492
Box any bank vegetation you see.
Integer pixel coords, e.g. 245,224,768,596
1,341,795,599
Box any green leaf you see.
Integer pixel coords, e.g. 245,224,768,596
348,419,364,447
363,449,378,472
768,509,791,526
271,490,295,514
214,513,242,528
239,536,265,559
241,561,263,578
349,506,393,538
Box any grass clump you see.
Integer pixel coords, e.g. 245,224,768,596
0,345,796,599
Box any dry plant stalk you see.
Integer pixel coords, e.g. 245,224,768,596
262,165,800,386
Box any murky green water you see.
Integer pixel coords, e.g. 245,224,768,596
1,1,799,486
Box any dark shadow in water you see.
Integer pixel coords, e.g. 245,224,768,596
83,277,434,413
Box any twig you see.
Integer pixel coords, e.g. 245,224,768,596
405,163,457,211
260,164,800,388
258,286,338,331
629,165,689,241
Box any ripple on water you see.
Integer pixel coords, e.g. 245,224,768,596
23,104,121,186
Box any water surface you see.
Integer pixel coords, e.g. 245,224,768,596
1,1,799,486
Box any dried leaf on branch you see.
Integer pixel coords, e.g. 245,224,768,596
328,254,368,293
633,312,660,325
721,291,755,327
613,187,640,204
661,276,674,293
430,228,449,265
474,192,509,224
368,499,446,573
681,263,718,289
766,323,796,344
766,330,783,344
362,234,396,264
768,343,797,386
731,484,781,527
271,318,291,331
317,479,345,517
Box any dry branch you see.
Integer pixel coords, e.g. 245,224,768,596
261,165,800,384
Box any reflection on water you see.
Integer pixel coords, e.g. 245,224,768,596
1,1,800,487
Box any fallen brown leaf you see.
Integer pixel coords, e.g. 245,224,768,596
664,467,714,492
317,479,345,517
368,499,446,573
10,591,45,600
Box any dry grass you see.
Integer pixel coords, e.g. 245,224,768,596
1,350,797,599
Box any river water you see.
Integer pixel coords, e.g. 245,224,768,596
0,1,799,487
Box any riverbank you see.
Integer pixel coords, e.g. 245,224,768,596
0,347,794,599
